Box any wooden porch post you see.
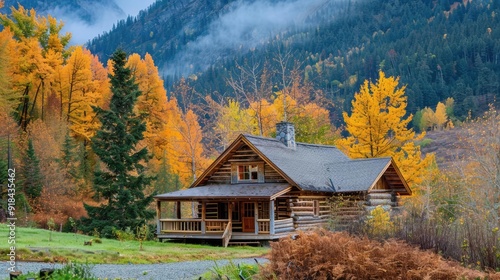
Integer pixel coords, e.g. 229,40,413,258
176,201,181,219
254,202,259,234
228,202,233,222
270,200,275,235
201,201,206,234
156,200,161,235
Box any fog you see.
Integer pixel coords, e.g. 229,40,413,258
164,0,330,77
51,0,157,45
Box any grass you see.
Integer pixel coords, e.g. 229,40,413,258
417,138,434,148
0,225,268,264
199,260,260,280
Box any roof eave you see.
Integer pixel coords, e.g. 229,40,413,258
366,157,412,196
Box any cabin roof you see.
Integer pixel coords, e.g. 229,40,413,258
243,135,409,194
325,158,392,192
182,133,411,197
154,183,291,200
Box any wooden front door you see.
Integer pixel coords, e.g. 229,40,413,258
242,202,255,232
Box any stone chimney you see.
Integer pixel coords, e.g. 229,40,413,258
276,122,296,149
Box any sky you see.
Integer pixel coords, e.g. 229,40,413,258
53,0,157,45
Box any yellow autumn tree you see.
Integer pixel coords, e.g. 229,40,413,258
337,70,434,186
0,28,17,114
61,47,102,141
214,99,254,149
1,4,70,129
163,97,208,186
434,101,448,130
419,107,436,131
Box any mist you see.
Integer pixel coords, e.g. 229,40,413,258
164,0,330,77
51,0,157,45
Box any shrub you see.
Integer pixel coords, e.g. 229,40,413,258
15,262,97,280
365,205,394,239
260,229,495,279
114,227,135,242
201,260,259,280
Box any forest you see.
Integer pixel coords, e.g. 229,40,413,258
0,0,500,272
85,0,500,124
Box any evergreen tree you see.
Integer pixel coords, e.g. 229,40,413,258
81,49,155,238
0,153,7,203
22,138,43,201
154,151,181,195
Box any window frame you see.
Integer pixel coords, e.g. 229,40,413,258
231,162,264,184
237,164,259,181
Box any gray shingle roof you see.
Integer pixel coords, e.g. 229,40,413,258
154,183,290,200
326,158,391,192
244,135,391,193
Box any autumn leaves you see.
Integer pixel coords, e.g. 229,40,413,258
337,71,434,186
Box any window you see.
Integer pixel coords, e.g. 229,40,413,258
238,164,259,181
231,163,264,184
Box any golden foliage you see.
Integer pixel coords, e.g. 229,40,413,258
365,205,394,238
337,70,434,186
214,92,338,147
61,46,102,141
262,229,497,279
126,53,168,169
163,97,208,185
214,99,254,149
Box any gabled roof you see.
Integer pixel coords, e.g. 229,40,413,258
190,134,411,195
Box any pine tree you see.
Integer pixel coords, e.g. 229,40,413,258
81,49,155,238
22,138,43,201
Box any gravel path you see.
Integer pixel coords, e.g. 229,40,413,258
2,258,269,280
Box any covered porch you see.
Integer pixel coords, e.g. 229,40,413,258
154,184,294,246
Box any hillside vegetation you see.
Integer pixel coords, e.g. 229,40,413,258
85,0,500,121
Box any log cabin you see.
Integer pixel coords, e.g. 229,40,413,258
154,122,411,246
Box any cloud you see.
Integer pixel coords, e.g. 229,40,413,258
164,0,330,77
118,1,157,17
51,0,157,45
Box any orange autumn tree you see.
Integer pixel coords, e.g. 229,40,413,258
0,4,70,129
126,53,169,170
0,27,17,114
337,70,434,186
163,97,208,185
214,91,337,146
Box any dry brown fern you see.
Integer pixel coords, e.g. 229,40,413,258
259,229,499,279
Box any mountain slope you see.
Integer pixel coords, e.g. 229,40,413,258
85,0,500,121
1,0,124,23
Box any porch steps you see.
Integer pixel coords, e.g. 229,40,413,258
227,241,261,247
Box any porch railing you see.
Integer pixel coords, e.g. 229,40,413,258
257,219,270,233
160,219,202,233
205,219,229,232
160,219,232,233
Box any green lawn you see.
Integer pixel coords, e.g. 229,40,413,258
0,225,269,264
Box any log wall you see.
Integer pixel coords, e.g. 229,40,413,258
330,195,366,231
289,196,330,230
